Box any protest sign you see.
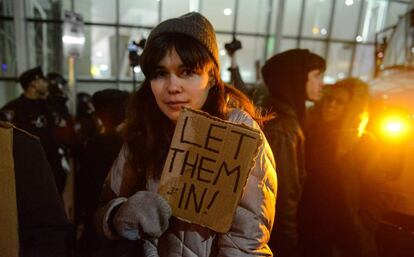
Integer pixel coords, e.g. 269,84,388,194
158,108,262,233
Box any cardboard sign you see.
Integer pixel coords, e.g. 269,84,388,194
158,108,262,233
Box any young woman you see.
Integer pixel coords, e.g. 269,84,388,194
261,49,326,257
95,12,277,257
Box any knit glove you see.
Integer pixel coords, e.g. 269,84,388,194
142,239,160,257
113,191,172,240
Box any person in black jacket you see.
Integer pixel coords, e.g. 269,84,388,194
0,121,72,257
1,66,67,194
261,49,326,257
76,89,129,257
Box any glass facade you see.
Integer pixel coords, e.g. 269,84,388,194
0,0,412,107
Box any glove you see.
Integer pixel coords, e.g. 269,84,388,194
113,191,172,240
141,239,160,257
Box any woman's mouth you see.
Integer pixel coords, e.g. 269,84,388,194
166,101,189,110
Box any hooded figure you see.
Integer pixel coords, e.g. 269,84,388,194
262,49,326,257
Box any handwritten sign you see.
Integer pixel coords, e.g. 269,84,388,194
158,108,262,232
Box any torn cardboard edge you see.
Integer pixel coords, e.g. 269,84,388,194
158,107,263,233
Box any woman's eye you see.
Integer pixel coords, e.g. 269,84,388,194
153,70,168,78
181,69,195,77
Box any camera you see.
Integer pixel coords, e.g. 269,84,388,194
128,39,146,67
225,38,242,56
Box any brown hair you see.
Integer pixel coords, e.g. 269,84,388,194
124,34,270,183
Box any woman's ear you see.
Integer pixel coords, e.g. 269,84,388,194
208,76,216,88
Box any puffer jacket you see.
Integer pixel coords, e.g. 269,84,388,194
97,108,277,257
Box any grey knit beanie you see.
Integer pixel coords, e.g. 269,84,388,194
145,12,219,68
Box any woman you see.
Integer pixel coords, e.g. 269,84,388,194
300,78,384,257
261,49,326,257
95,12,277,257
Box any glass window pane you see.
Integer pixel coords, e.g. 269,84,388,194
331,0,361,40
62,0,72,12
232,35,267,83
325,42,353,82
382,13,409,68
0,20,16,77
299,40,327,59
352,44,374,80
385,2,410,28
358,0,388,43
76,82,118,96
75,0,116,23
237,0,270,34
27,21,64,74
118,82,136,92
72,25,116,79
283,0,302,36
118,27,150,80
1,0,13,16
216,34,233,82
0,81,21,108
302,0,332,39
280,38,298,52
201,0,235,31
269,0,279,34
162,0,192,20
25,0,65,19
120,0,159,26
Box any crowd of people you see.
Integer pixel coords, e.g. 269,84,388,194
0,11,396,257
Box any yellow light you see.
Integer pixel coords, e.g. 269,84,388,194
380,115,411,139
90,66,100,77
312,27,320,35
358,111,369,137
386,122,402,132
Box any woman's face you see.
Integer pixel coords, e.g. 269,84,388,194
321,87,351,122
150,47,211,122
306,69,324,101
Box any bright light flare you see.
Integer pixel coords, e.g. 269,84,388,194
386,122,402,132
380,115,411,139
223,8,232,16
62,35,85,45
345,0,354,6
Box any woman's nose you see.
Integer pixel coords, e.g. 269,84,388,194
167,75,182,94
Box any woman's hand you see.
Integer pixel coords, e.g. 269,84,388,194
113,191,172,240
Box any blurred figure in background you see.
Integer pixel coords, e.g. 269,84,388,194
76,89,129,257
75,92,103,143
47,72,71,121
47,72,77,147
0,66,68,194
300,78,386,257
72,92,104,222
261,49,326,257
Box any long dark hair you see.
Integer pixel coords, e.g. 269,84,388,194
262,49,326,127
125,33,270,183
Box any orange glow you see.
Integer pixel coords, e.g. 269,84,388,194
380,115,411,139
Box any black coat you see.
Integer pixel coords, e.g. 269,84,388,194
1,95,67,193
264,101,306,257
4,123,73,256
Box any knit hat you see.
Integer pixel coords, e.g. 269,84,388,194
18,66,46,89
145,12,219,68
